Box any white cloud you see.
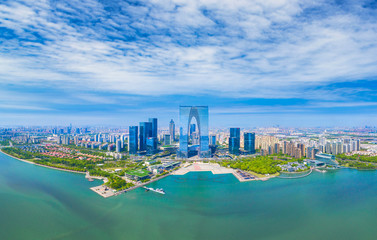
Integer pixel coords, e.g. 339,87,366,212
0,0,377,100
0,103,52,111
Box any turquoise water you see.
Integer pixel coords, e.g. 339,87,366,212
1,152,377,240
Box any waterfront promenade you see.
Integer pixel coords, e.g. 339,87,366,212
1,149,272,198
172,162,257,182
91,163,260,198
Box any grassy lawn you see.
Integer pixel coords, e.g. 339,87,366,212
126,169,150,177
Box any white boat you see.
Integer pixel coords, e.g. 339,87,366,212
143,186,165,194
154,188,165,194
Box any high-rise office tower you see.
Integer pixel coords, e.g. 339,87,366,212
129,126,138,154
139,122,152,151
116,139,121,153
229,128,240,154
169,119,175,142
244,132,255,153
148,118,158,138
164,134,171,145
146,137,157,155
210,135,217,146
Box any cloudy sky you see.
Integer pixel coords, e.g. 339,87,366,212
1,0,377,127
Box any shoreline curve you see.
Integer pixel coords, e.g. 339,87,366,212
0,149,85,175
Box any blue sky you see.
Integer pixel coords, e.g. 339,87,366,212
1,0,377,127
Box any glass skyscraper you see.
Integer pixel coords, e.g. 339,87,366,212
210,135,216,146
164,134,171,145
169,119,175,142
229,128,240,154
139,122,152,151
148,118,158,138
146,137,157,155
244,132,255,153
178,106,210,158
128,126,138,154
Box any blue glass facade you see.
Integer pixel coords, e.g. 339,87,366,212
169,119,175,142
244,132,255,153
178,106,210,158
146,137,157,155
210,135,216,145
229,128,240,154
139,122,152,151
129,126,138,154
315,153,339,167
148,118,158,138
190,124,196,135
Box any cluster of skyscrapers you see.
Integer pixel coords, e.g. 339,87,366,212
129,118,159,155
228,128,256,155
50,106,363,160
162,119,176,146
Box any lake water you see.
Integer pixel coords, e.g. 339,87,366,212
1,152,376,240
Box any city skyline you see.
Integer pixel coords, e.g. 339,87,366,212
2,1,377,240
1,0,377,126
